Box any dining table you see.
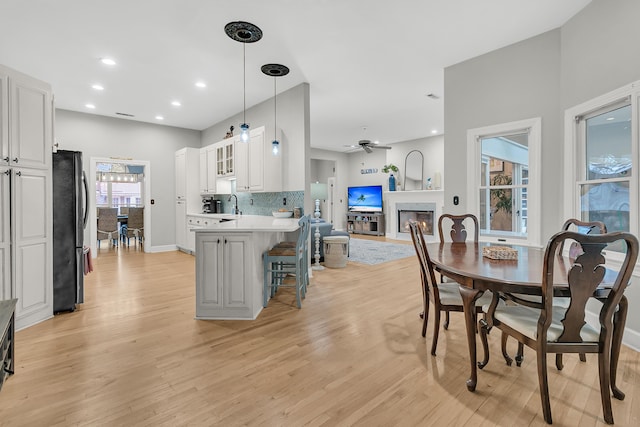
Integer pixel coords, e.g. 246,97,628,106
426,241,627,396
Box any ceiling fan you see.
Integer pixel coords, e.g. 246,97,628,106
356,139,391,153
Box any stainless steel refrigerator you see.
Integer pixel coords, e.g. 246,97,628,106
52,150,89,313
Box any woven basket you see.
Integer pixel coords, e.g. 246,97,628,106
482,246,518,260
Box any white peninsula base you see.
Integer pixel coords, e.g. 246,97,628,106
193,215,300,320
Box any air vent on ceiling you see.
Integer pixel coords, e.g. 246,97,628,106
115,112,135,117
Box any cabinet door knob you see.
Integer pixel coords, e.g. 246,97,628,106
12,158,18,163
16,171,21,176
3,170,10,175
3,157,8,163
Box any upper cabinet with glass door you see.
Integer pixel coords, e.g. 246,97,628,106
215,138,235,178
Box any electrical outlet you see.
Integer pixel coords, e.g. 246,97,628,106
250,198,253,205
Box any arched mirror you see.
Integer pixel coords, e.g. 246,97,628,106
404,150,424,190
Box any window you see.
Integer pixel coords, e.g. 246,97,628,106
467,118,541,246
95,162,144,213
565,83,638,254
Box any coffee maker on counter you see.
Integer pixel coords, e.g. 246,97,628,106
202,197,221,213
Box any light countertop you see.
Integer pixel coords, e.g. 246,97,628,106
191,214,300,233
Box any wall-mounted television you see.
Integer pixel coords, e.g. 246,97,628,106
348,185,383,212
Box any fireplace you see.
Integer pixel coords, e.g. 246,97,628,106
397,202,436,235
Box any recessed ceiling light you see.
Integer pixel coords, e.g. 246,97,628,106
100,58,116,66
431,129,438,134
171,101,181,107
606,117,615,121
92,84,104,91
155,115,164,120
85,103,96,109
195,81,206,88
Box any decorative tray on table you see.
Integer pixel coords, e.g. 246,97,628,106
482,246,518,260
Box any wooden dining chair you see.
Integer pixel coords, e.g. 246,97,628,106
479,230,638,424
437,213,479,243
503,218,608,368
408,220,493,355
436,213,480,329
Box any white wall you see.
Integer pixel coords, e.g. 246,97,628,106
54,109,201,248
309,149,350,230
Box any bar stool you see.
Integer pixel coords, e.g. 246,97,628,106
263,215,310,308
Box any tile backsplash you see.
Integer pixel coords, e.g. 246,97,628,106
214,191,304,216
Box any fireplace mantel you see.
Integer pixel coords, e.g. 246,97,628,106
384,190,445,241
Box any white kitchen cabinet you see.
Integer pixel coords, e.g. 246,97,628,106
175,150,186,200
195,233,251,317
235,126,282,193
175,147,200,252
1,68,51,170
0,65,53,330
199,145,217,194
215,139,235,178
175,200,187,250
186,215,218,254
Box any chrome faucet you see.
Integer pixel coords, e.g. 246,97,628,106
228,194,239,215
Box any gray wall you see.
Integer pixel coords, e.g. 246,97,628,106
561,0,640,109
444,29,562,241
55,109,201,247
201,83,310,189
444,0,640,345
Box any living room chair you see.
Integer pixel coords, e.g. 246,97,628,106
479,230,637,424
263,215,310,308
408,220,493,355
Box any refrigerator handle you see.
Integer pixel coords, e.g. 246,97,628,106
82,170,89,229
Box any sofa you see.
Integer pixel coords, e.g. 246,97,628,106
311,219,350,260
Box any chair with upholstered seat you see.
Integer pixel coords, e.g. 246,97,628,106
436,213,481,329
503,218,608,368
408,220,493,355
479,230,637,424
97,208,119,247
437,213,479,243
125,207,144,247
263,215,310,308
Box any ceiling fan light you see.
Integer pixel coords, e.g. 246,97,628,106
240,123,250,142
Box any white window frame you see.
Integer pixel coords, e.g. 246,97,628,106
564,81,640,262
467,118,542,247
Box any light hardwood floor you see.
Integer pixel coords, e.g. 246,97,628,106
1,238,639,426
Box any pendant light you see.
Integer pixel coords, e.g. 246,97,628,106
224,21,263,143
261,64,289,156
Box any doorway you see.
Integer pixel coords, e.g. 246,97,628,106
88,157,151,256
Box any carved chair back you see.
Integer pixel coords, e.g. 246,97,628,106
438,213,479,243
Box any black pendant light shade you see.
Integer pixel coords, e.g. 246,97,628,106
224,21,263,43
261,64,289,156
225,21,263,143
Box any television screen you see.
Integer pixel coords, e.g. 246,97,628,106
348,185,383,212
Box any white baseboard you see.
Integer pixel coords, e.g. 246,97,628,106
585,310,640,352
147,244,180,253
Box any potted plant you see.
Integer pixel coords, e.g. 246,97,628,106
382,164,399,191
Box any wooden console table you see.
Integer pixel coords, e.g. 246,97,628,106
0,299,17,391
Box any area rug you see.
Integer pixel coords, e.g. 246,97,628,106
348,238,416,265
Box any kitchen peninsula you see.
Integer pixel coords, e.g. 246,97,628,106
193,215,300,320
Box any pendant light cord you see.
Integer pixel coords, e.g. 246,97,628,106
274,77,277,140
243,43,246,124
